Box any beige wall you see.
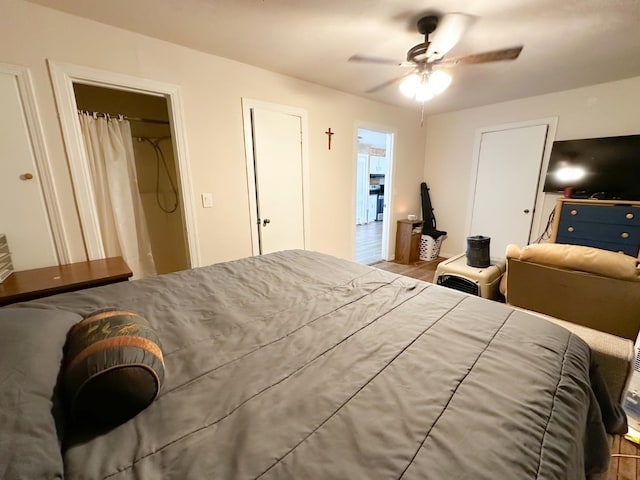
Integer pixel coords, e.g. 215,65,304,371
424,75,640,257
1,0,427,266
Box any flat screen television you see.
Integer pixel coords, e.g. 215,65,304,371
543,134,640,200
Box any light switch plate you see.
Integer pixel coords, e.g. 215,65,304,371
201,193,213,208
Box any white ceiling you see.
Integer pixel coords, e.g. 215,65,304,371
26,0,640,114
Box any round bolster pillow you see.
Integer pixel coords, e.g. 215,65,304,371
63,309,165,427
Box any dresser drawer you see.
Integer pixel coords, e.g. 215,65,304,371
560,203,640,226
555,234,640,256
556,217,640,244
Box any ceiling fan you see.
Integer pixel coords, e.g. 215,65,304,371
349,13,523,101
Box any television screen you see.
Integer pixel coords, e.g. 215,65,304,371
543,134,640,200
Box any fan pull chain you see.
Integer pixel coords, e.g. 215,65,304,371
420,101,425,127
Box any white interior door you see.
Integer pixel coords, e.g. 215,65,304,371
252,108,304,254
0,71,57,270
470,124,548,258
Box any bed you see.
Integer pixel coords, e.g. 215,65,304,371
0,249,626,479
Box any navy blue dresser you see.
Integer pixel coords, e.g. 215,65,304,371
552,199,640,257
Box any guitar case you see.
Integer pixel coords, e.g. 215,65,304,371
421,182,447,239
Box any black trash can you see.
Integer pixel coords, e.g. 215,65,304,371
466,235,490,268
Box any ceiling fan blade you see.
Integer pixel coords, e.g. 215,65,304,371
365,72,414,94
425,13,474,61
349,54,403,66
438,46,523,66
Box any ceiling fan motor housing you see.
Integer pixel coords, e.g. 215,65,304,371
408,15,440,64
417,15,439,36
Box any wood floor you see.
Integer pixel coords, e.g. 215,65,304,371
355,221,383,265
610,436,640,480
372,257,446,283
371,257,634,479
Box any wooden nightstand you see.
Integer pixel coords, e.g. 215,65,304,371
0,257,132,306
395,219,423,264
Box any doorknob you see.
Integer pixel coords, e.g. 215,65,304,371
523,209,530,214
263,218,271,227
20,173,34,180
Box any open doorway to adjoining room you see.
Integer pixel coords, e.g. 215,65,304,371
354,127,394,265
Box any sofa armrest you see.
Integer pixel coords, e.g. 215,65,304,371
551,317,633,405
511,306,634,404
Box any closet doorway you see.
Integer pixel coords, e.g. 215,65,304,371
467,118,557,258
354,127,394,264
49,62,198,278
50,63,198,278
71,84,190,277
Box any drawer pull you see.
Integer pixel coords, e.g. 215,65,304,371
570,209,578,216
621,232,630,239
567,226,574,232
626,213,634,219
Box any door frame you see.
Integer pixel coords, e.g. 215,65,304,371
0,63,69,264
48,61,200,267
241,98,310,255
353,122,396,261
465,117,558,246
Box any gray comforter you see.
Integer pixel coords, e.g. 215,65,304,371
2,250,622,479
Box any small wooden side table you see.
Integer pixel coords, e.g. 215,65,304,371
395,219,423,264
0,257,132,306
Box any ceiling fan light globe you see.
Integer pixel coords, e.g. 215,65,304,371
415,82,434,102
428,70,452,94
399,74,420,98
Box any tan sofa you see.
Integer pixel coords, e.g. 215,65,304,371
503,243,640,403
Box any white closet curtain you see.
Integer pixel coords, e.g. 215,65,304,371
78,113,156,279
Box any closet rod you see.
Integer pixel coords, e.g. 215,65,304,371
77,110,170,125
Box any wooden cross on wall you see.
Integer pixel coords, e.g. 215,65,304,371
325,128,334,150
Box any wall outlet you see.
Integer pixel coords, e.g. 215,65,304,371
201,193,213,208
